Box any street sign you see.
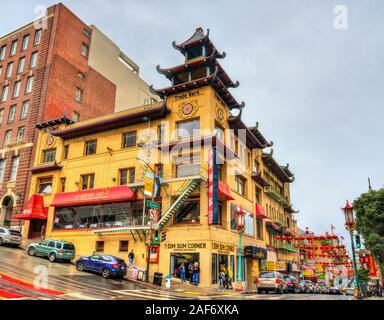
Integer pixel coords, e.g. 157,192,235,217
147,200,161,210
355,249,371,255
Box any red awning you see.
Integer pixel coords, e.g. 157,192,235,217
218,180,235,201
51,186,136,207
13,195,48,220
256,204,268,219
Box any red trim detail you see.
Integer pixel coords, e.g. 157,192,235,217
13,195,48,220
218,180,235,201
255,204,268,219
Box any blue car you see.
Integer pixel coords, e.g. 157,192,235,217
75,254,127,279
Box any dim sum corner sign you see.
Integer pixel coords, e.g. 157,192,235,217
165,242,207,251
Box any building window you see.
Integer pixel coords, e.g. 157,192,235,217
75,88,83,103
21,34,29,51
119,168,135,185
78,72,85,80
119,241,129,252
174,200,200,224
13,81,21,98
155,164,163,178
0,159,6,183
30,52,38,69
81,43,89,58
37,177,53,194
60,177,66,193
158,124,166,144
17,57,25,74
122,131,136,148
20,101,29,119
1,86,9,102
17,127,25,142
43,148,56,163
0,46,6,61
72,111,80,122
0,109,4,124
235,175,246,196
8,105,16,123
0,66,2,77
175,154,200,178
9,156,19,181
63,145,69,160
10,40,17,56
81,174,95,190
3,130,11,147
84,140,97,155
214,123,224,142
256,218,263,239
25,76,34,94
95,241,104,252
34,29,42,46
244,212,254,236
83,28,92,38
6,62,13,78
176,119,200,139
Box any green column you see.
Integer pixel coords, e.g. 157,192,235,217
237,231,243,281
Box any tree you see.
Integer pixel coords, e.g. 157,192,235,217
353,188,384,270
357,267,369,282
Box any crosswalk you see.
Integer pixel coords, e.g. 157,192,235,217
112,288,198,300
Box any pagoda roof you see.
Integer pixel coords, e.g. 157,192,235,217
248,122,273,147
228,110,271,149
285,205,299,214
280,164,294,179
150,66,243,110
51,100,170,140
172,28,218,54
262,150,295,183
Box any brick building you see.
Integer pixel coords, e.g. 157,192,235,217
0,3,155,233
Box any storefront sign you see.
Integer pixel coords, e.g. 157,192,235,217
277,261,287,271
208,147,219,225
266,261,278,271
144,172,155,197
147,200,161,210
244,246,267,260
212,242,235,253
366,254,378,277
164,242,207,251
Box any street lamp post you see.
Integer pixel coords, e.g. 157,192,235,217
342,200,363,300
236,206,245,282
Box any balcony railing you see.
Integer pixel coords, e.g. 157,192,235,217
265,186,290,207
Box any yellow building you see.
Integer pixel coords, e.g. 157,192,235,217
22,28,299,288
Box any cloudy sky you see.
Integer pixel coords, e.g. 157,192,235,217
1,0,383,241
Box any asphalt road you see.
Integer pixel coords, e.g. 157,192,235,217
0,246,380,300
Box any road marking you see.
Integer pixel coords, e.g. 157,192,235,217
63,293,103,300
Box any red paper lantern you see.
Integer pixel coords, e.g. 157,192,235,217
275,235,281,240
282,236,287,241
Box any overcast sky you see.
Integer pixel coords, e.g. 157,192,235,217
1,0,383,241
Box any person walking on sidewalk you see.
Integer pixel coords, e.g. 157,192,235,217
40,225,46,242
227,266,233,289
128,250,135,269
218,269,226,291
179,263,186,283
192,263,200,286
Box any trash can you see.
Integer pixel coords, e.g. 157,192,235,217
153,272,163,286
165,275,171,289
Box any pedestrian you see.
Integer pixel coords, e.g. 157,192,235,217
128,250,135,269
227,266,233,289
192,263,200,286
218,269,226,291
179,263,186,283
40,225,46,242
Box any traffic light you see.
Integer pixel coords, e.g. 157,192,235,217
161,231,167,242
154,231,159,243
355,234,361,249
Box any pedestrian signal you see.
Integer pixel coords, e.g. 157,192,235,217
355,234,361,249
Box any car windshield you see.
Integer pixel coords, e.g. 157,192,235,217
259,272,276,278
9,230,21,236
63,244,75,250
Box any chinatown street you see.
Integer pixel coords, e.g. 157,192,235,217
0,246,381,301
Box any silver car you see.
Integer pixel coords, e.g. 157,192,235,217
0,227,22,247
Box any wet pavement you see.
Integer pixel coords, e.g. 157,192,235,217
0,246,383,300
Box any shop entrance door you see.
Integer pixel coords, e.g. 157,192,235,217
28,219,46,240
170,253,200,282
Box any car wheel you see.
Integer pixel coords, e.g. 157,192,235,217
101,268,110,279
49,253,56,262
0,238,3,246
28,247,36,256
76,261,85,271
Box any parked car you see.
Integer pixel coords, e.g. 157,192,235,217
0,227,22,247
284,275,300,293
27,239,75,262
329,287,342,295
299,280,310,293
257,271,287,294
304,280,316,293
344,287,355,296
76,254,127,279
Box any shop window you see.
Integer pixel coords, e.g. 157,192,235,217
119,241,129,252
211,253,218,284
37,177,53,195
235,175,246,196
95,241,104,252
174,200,200,224
84,140,97,155
53,201,144,230
176,119,200,139
81,174,94,190
175,153,200,178
122,131,136,148
170,253,200,280
119,168,135,185
42,148,56,163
